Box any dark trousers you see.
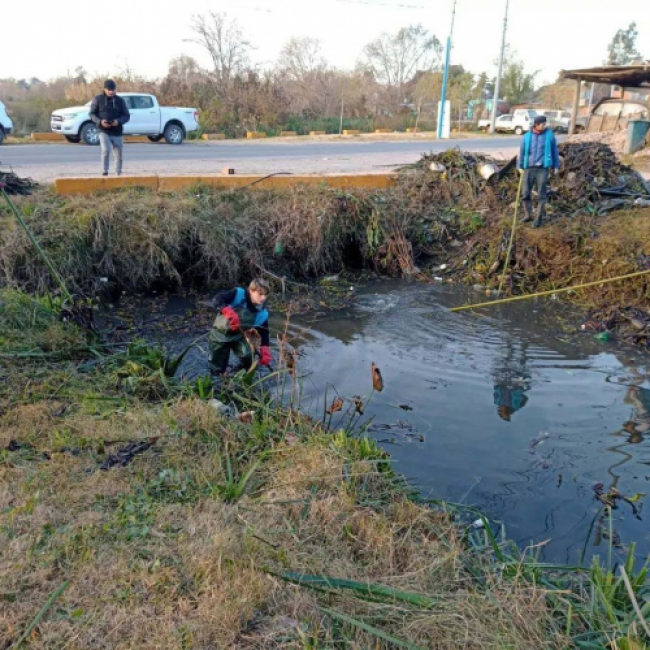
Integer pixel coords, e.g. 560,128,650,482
209,338,253,375
522,167,549,222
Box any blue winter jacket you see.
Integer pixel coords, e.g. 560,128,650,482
518,129,560,169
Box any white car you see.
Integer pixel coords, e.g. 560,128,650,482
477,114,515,132
511,109,539,135
51,93,199,145
0,100,13,145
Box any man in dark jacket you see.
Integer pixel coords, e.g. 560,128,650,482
517,115,560,227
89,80,130,176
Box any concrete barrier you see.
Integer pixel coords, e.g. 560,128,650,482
374,129,393,134
202,133,226,140
55,174,397,195
342,130,361,135
31,133,66,142
309,130,326,136
54,176,160,195
246,132,266,139
280,131,298,137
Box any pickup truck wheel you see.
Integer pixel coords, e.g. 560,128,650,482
64,135,81,143
514,126,523,135
81,123,100,146
147,135,163,142
163,123,184,145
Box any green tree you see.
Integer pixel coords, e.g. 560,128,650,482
501,60,538,104
606,22,642,65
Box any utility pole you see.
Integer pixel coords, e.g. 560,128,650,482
437,0,457,139
489,0,509,134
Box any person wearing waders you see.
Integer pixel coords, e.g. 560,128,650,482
517,114,560,228
209,278,273,375
89,80,130,176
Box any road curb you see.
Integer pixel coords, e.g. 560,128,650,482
54,174,398,195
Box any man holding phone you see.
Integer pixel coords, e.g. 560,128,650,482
90,80,130,176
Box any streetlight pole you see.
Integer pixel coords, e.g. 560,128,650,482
437,0,457,139
489,0,509,134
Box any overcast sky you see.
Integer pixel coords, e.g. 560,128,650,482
1,0,648,86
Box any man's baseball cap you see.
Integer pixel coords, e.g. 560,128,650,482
533,115,547,126
104,79,117,90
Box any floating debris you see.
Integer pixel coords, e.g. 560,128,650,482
371,362,384,392
326,397,344,415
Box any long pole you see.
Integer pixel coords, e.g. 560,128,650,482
489,0,509,134
451,269,650,313
437,0,457,139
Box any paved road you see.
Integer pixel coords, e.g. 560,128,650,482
1,136,527,182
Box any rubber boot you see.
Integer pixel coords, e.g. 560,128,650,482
521,200,533,223
533,202,546,228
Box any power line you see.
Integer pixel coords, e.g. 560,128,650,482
333,0,426,10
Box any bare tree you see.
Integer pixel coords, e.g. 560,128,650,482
363,25,441,111
278,37,326,81
187,12,251,93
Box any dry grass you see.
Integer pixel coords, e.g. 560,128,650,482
0,182,432,296
463,207,650,309
0,394,566,649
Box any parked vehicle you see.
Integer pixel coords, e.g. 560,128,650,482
477,114,514,132
0,100,13,145
51,93,199,145
511,109,539,135
538,109,571,133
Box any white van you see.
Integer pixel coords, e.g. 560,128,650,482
511,109,538,135
0,100,13,145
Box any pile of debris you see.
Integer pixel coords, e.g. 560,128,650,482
568,130,629,156
400,142,650,220
554,142,650,215
0,166,38,196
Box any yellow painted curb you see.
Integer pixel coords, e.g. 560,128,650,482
54,176,160,195
374,129,393,134
54,174,397,195
31,133,66,141
342,130,361,135
246,132,266,139
309,130,326,136
280,131,298,137
406,128,417,133
202,133,226,140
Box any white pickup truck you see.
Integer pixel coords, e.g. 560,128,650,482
478,114,515,133
0,100,13,145
51,93,199,145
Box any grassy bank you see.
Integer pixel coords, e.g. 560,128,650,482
2,291,650,649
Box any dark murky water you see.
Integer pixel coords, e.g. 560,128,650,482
122,281,650,563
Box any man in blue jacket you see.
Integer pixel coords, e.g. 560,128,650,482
517,115,560,228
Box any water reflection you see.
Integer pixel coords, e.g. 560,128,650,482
291,282,650,563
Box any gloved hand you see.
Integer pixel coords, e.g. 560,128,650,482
221,306,241,332
259,346,272,367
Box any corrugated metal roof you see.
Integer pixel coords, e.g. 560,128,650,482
561,65,650,87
